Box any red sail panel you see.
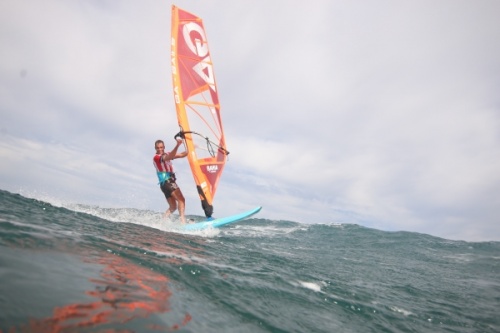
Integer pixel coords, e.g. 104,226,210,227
171,5,228,218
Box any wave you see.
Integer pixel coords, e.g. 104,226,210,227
1,189,499,333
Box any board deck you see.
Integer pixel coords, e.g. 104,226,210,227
179,206,262,231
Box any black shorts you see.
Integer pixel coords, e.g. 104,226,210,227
160,179,179,199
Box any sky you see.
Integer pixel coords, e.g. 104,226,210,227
1,0,499,241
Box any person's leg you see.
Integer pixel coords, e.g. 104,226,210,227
161,182,176,219
164,196,178,219
171,189,186,223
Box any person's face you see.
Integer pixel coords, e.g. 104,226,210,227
155,143,165,154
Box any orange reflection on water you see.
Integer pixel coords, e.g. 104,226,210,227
4,250,191,332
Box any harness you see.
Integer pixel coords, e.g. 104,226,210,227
157,172,173,185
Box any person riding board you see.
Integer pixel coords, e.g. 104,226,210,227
153,138,188,223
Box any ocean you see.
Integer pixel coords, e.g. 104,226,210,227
0,189,499,333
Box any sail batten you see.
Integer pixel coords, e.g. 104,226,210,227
171,5,228,218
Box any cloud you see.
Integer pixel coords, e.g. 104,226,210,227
1,0,499,241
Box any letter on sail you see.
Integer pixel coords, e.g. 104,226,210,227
171,6,229,218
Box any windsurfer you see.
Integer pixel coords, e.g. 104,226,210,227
153,139,188,223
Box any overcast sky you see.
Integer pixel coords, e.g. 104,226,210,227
1,0,499,241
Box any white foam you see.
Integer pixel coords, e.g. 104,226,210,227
389,306,413,316
297,280,325,292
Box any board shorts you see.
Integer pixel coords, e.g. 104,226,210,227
160,178,179,199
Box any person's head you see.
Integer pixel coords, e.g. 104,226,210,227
155,140,165,153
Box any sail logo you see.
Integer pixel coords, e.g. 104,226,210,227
206,165,218,173
182,22,216,92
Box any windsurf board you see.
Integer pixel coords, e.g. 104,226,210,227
179,206,262,231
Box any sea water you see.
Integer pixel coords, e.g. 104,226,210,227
0,189,499,332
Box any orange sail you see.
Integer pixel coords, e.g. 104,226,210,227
171,5,229,218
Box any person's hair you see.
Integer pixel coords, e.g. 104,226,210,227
155,140,164,148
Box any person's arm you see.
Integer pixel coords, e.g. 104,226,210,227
174,151,188,159
162,139,183,161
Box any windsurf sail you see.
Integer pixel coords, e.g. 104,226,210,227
170,5,229,218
